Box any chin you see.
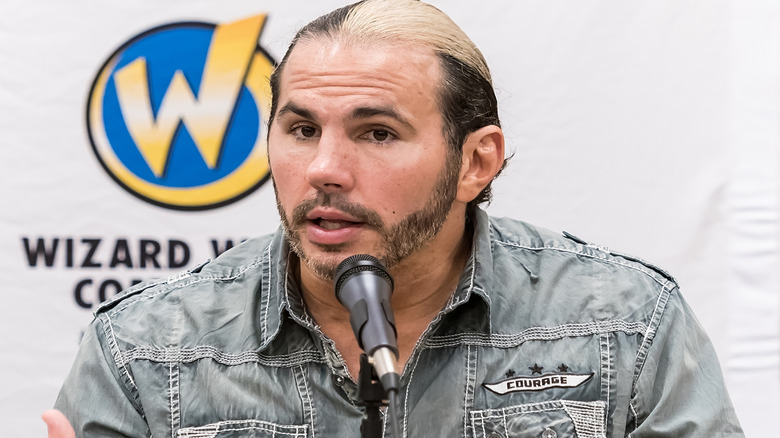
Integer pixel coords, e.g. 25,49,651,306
303,255,342,281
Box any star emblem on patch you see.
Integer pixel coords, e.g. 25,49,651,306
483,363,594,395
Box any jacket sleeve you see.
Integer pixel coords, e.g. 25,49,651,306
629,286,744,437
54,315,150,437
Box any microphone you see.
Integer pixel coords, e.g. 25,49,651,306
334,254,400,393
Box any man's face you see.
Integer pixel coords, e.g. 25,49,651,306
268,38,461,280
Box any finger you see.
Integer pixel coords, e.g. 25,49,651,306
42,409,75,438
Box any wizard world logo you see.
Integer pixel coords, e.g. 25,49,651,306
86,15,275,210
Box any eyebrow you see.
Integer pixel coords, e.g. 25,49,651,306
350,106,415,133
276,102,318,122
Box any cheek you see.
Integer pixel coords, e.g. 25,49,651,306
373,162,441,215
269,132,305,179
272,160,304,184
269,152,306,205
271,164,305,204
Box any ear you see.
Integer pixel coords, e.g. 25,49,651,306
456,125,505,204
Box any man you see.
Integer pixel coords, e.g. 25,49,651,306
48,0,744,436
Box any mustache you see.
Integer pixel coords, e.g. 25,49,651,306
290,192,385,230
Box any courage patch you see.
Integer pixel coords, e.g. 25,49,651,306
484,372,594,395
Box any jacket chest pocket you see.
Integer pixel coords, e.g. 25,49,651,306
176,419,308,438
470,400,606,438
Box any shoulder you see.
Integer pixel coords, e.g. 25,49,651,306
484,215,678,327
95,233,276,315
91,232,282,348
487,215,675,288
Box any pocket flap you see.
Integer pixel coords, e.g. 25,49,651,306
177,419,308,438
470,400,606,438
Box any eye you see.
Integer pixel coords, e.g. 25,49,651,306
370,130,390,142
300,126,317,138
289,124,320,140
362,128,396,144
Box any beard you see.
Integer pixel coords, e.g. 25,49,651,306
275,148,461,281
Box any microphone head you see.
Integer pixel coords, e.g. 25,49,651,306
334,255,401,395
334,254,393,299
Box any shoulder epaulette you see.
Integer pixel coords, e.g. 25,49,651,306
562,230,676,284
93,259,210,315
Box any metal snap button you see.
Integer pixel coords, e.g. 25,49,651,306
541,427,557,438
487,433,502,438
332,374,346,386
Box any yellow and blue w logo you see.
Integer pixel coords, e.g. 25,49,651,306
87,14,274,210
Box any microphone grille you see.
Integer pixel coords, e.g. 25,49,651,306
334,254,393,295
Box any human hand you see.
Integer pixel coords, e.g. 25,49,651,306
42,410,75,438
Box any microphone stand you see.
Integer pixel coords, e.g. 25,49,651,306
334,254,402,438
357,354,387,438
357,354,401,438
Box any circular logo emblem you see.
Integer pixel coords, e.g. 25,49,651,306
87,15,274,210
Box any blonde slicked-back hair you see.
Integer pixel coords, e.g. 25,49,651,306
269,0,506,209
336,0,492,85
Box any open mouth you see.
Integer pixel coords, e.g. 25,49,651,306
312,218,361,230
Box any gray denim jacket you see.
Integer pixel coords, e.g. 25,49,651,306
55,209,744,437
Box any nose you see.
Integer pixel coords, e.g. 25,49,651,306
305,130,355,193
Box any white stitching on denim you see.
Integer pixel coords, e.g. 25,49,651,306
447,243,479,311
495,241,669,288
632,281,673,387
470,399,564,419
169,362,174,437
293,365,316,438
445,283,458,310
628,281,673,432
99,313,148,421
168,361,181,437
468,242,477,296
471,399,600,415
304,366,316,438
282,249,295,326
261,242,272,344
176,419,308,437
281,250,319,332
605,334,611,430
598,332,611,430
107,255,266,317
463,344,468,438
117,346,324,368
102,313,140,392
628,401,638,436
321,336,354,382
629,281,676,432
425,319,646,349
463,344,476,438
93,277,170,317
561,400,607,438
477,285,492,311
403,350,422,438
472,404,564,424
471,400,605,437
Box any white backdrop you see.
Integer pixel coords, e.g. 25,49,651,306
0,1,777,436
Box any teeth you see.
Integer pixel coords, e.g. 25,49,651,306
318,220,349,230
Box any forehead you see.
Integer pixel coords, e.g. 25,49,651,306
276,37,442,112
